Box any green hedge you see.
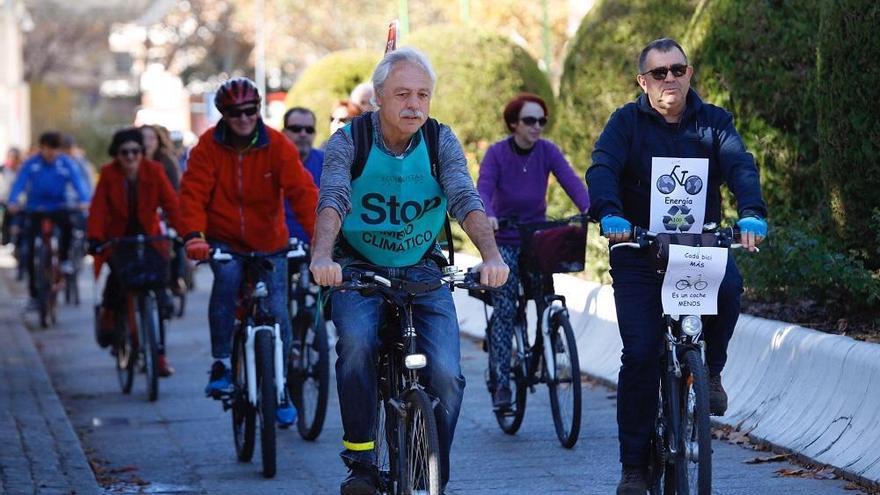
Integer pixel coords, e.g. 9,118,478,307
284,49,380,140
686,0,823,219
555,0,700,176
405,24,554,157
817,0,880,269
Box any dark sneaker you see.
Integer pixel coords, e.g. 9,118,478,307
95,306,116,348
157,355,175,377
492,386,512,411
276,399,298,428
709,374,728,416
340,463,378,495
204,361,232,397
616,464,648,495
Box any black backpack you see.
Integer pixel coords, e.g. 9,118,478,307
349,112,455,266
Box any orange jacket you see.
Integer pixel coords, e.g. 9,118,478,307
179,120,318,253
87,159,180,273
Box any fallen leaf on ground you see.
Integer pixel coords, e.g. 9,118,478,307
775,468,808,477
744,454,790,464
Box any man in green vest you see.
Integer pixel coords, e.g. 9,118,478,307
310,47,509,494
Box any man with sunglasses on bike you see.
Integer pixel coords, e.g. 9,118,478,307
179,77,318,428
282,106,323,242
585,38,768,494
310,47,509,495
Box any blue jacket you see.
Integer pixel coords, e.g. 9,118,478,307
8,154,92,212
285,148,324,242
586,89,766,228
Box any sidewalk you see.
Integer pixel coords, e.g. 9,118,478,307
0,263,101,495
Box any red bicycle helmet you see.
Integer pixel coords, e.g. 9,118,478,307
214,77,261,111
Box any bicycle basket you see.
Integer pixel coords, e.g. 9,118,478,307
110,244,169,289
527,223,587,274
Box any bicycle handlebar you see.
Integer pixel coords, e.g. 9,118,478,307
329,266,497,297
94,234,178,254
609,227,757,252
497,213,589,232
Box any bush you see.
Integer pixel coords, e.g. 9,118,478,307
736,220,880,312
284,49,380,140
817,0,880,269
686,0,823,220
555,0,700,176
405,24,554,158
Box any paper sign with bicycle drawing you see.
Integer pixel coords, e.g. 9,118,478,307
661,244,728,315
649,157,709,234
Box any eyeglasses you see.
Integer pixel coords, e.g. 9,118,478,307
118,147,143,157
640,64,688,81
225,106,260,118
520,116,548,127
285,125,315,134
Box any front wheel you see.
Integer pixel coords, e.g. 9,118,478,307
115,297,137,394
139,293,160,402
678,349,712,494
402,389,442,495
289,309,330,441
255,330,276,478
546,310,582,448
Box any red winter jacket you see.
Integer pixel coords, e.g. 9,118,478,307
87,159,180,272
179,120,318,253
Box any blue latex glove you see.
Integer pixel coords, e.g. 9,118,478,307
600,215,632,237
736,216,768,237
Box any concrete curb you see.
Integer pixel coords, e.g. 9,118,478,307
450,253,880,486
0,265,102,495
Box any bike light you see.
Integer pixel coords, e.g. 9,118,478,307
681,315,703,336
405,354,427,370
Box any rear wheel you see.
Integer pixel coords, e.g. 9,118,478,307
255,330,276,478
114,300,136,394
679,350,712,495
546,310,582,448
139,293,160,402
403,389,442,495
36,239,55,328
232,330,255,462
289,308,330,441
495,321,528,434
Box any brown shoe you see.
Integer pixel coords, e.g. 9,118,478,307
158,355,175,377
95,307,116,348
709,374,728,416
616,464,647,495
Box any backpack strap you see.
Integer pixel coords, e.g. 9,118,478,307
422,118,455,267
350,112,374,180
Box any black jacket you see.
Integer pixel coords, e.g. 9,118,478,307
586,89,766,228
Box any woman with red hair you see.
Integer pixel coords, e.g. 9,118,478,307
476,92,590,410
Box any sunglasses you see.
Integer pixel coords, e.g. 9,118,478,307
118,147,143,157
641,64,688,81
225,106,259,118
520,116,548,127
285,125,315,134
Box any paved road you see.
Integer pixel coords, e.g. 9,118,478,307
25,266,861,494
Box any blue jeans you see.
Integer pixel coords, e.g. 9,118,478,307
610,248,743,465
208,241,292,367
333,259,466,486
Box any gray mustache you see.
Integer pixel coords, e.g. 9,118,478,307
399,110,425,119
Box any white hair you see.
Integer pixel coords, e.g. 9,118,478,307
349,82,374,101
370,47,437,107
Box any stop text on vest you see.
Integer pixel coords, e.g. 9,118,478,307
361,193,443,226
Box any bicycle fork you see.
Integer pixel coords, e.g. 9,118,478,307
245,322,286,406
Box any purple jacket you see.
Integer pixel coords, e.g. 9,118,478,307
477,137,590,245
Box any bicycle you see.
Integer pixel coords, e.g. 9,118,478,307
471,213,586,448
285,238,330,441
30,213,64,328
331,265,489,495
64,211,87,306
675,274,708,291
210,247,288,479
610,226,752,494
96,235,173,402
